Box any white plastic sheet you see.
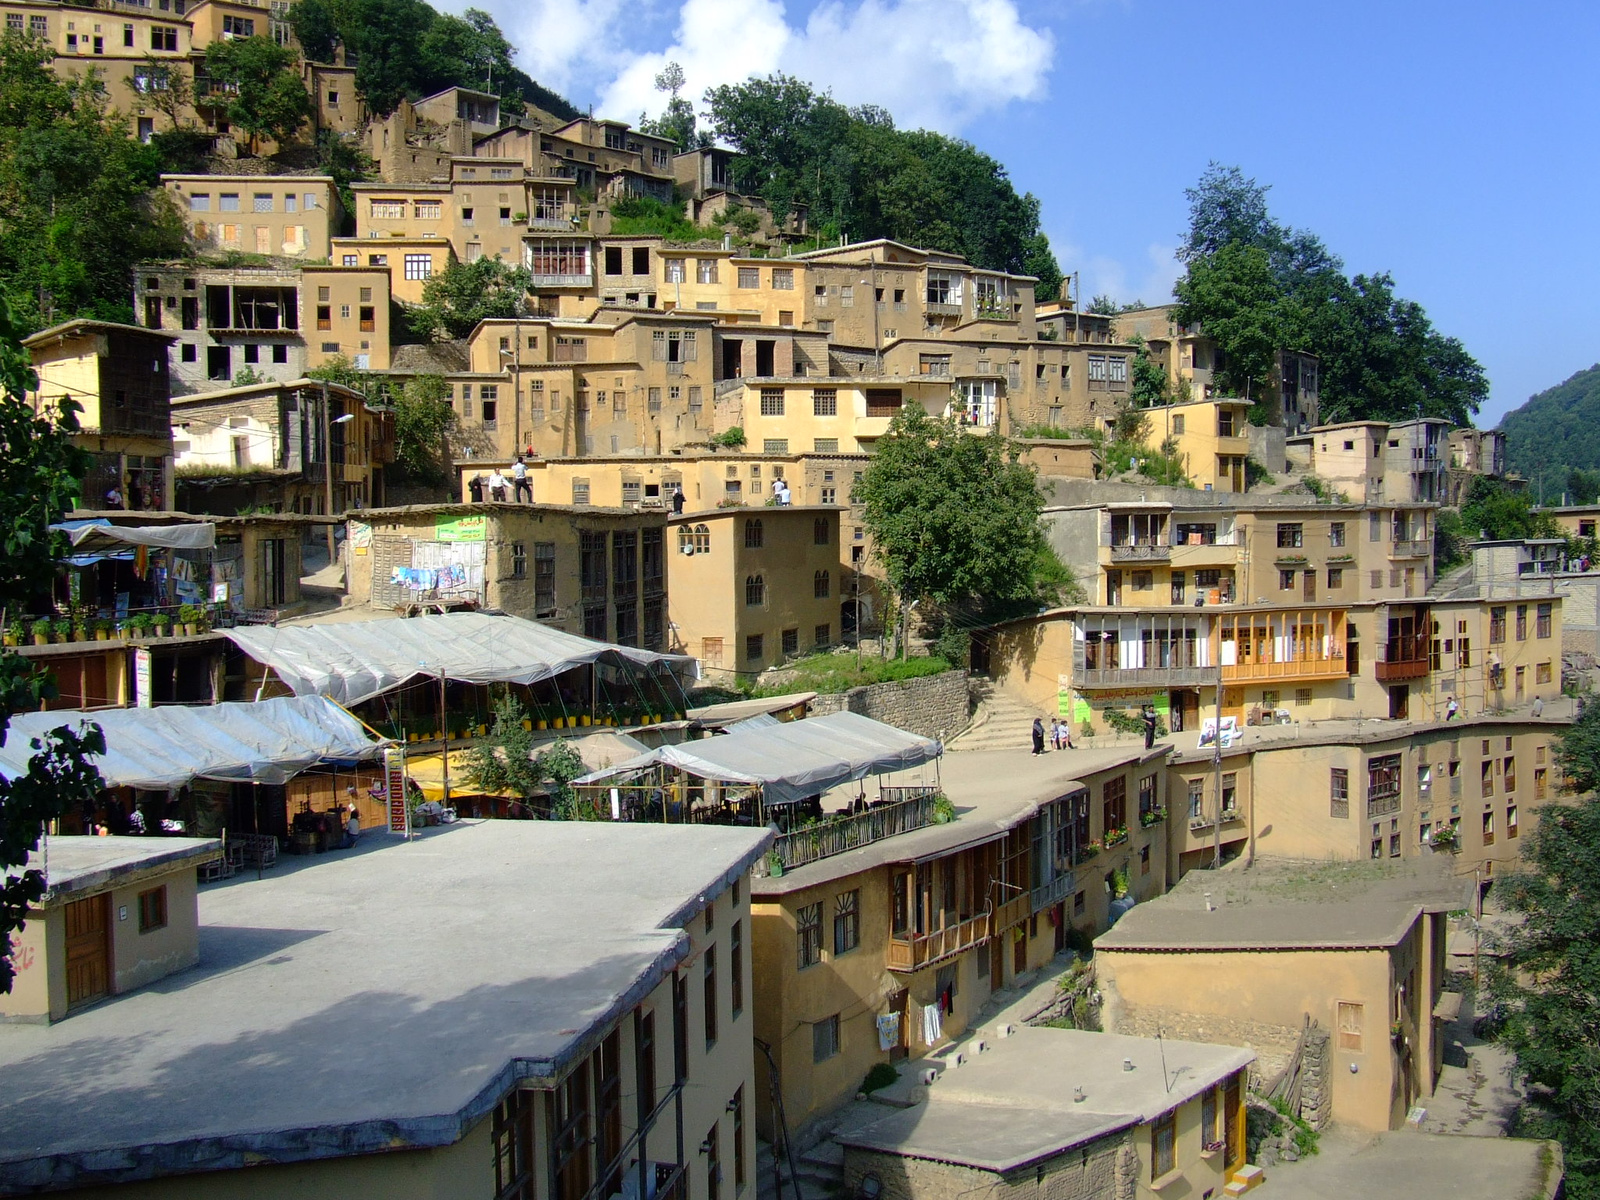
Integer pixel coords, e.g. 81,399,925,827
225,612,695,706
0,696,380,791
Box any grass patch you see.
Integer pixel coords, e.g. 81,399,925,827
752,651,953,697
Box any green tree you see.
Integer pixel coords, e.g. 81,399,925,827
1128,335,1168,408
306,352,370,396
123,53,192,130
1487,716,1600,1194
0,294,107,994
1458,476,1560,542
313,129,372,236
0,33,186,329
639,61,702,151
202,36,312,154
855,405,1049,633
413,256,530,341
1498,364,1600,502
391,373,454,483
286,0,340,64
1174,162,1486,424
465,695,589,819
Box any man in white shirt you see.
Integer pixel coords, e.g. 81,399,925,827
512,455,532,503
488,471,508,502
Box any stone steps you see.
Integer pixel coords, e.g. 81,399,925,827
947,683,1051,752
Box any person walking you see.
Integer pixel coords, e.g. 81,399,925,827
512,455,532,503
1444,694,1460,721
671,485,685,515
1031,717,1045,756
1142,705,1158,749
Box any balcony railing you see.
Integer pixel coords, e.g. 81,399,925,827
530,270,594,288
1390,539,1432,558
1109,542,1172,562
1030,870,1074,914
1075,664,1214,688
529,214,574,230
1222,655,1347,683
1375,638,1430,682
888,911,988,972
755,791,937,875
926,301,962,317
1189,809,1242,831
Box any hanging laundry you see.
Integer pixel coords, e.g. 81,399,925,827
921,1002,943,1047
876,1012,901,1052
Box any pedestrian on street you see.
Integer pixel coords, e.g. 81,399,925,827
1031,717,1045,756
1142,705,1158,749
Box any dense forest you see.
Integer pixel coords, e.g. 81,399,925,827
679,74,1061,296
1500,364,1600,503
1173,165,1487,427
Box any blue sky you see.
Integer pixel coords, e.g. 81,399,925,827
453,0,1600,427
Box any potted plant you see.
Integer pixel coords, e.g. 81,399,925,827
91,617,110,641
128,613,153,640
3,620,21,647
151,612,172,638
50,618,72,644
30,618,50,646
178,604,200,637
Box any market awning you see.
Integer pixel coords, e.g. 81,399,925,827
575,711,942,807
51,518,216,553
0,697,382,792
224,612,696,707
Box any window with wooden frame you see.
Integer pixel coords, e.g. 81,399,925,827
1201,1086,1219,1149
492,1089,534,1200
1330,768,1350,818
796,902,822,968
730,920,743,1018
1102,776,1126,835
551,1062,592,1200
637,1008,656,1115
703,944,717,1049
732,1086,746,1193
1152,1109,1177,1179
137,885,167,932
1336,1001,1363,1051
833,889,860,955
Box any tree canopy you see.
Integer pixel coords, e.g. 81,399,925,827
202,36,313,153
1173,163,1486,425
854,405,1052,618
0,33,186,330
411,256,531,341
1489,700,1600,1195
1500,363,1600,502
639,62,706,152
1458,475,1561,543
390,373,455,483
287,0,579,121
703,74,1061,297
0,294,107,993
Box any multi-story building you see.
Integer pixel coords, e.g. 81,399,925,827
666,506,843,679
23,318,177,509
161,174,339,259
0,820,768,1200
346,502,669,646
1143,398,1252,492
1446,427,1509,505
1290,417,1451,503
477,114,678,202
727,376,956,455
171,377,394,513
135,260,391,393
751,745,1168,1138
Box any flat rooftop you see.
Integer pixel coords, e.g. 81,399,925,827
36,836,221,903
0,821,769,1191
836,1026,1253,1173
1095,857,1473,953
752,745,1165,897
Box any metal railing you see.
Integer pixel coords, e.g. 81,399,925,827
1109,542,1172,562
758,791,937,875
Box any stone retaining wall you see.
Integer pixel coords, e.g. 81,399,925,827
808,669,971,742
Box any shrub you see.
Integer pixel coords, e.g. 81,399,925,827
861,1063,899,1094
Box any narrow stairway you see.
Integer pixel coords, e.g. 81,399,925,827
946,679,1053,753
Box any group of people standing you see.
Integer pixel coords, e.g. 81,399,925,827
1031,717,1075,754
469,456,535,504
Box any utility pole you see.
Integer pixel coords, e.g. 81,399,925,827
321,381,335,564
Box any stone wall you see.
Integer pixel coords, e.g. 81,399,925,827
843,1128,1130,1200
808,669,971,741
1109,1000,1299,1093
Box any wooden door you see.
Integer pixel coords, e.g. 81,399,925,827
1224,1073,1243,1171
1012,926,1026,975
65,893,110,1010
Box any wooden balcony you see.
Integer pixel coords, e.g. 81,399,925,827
1109,542,1172,563
1389,539,1432,559
754,791,937,876
1075,664,1213,689
1375,638,1430,682
1221,655,1347,683
887,912,989,972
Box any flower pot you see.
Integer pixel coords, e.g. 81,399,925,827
2,635,14,648
535,719,548,731
94,629,109,642
579,714,591,727
183,623,198,637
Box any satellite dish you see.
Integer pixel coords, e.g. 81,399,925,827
681,543,696,556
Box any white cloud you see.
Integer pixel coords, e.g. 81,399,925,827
1050,236,1181,308
596,0,1054,134
477,0,638,99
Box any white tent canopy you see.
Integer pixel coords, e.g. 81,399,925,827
575,711,942,807
225,612,695,707
51,519,215,552
0,697,380,792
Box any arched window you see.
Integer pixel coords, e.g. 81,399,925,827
744,518,764,548
813,518,830,545
814,569,830,599
677,526,695,555
745,574,766,607
694,524,710,553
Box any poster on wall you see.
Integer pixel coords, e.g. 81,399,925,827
349,520,373,556
1065,689,1171,726
1197,716,1239,751
434,515,486,543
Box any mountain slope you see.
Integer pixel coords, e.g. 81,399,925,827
1500,363,1600,495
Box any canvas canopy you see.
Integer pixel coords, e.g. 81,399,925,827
225,612,695,707
575,711,942,807
0,696,380,792
51,519,216,552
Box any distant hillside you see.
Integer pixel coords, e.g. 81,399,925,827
1500,363,1600,497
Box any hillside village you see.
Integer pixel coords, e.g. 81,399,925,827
0,3,1586,1200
